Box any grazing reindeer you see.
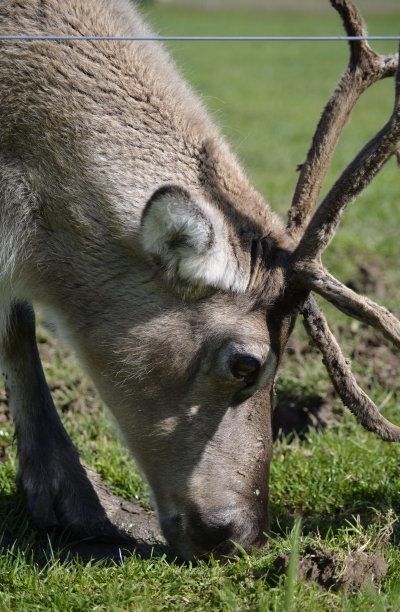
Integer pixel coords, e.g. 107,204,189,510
0,0,399,560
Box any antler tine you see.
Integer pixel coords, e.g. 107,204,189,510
287,0,398,242
297,262,400,350
293,44,400,264
302,295,400,442
283,3,400,443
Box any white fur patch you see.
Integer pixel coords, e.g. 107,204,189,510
141,186,247,292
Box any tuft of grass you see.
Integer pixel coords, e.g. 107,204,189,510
281,518,302,612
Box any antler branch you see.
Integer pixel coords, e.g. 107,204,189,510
296,262,400,349
292,84,400,262
302,296,400,442
283,2,400,442
287,0,398,241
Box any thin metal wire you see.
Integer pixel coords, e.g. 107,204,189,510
0,34,399,41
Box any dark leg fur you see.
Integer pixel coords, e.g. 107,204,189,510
0,301,126,542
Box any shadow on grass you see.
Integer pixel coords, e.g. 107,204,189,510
0,492,172,567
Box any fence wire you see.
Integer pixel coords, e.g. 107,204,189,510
0,35,399,41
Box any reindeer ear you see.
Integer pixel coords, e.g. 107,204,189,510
140,185,245,292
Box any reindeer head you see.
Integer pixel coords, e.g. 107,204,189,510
108,0,400,559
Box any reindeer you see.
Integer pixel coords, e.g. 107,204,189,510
0,0,399,561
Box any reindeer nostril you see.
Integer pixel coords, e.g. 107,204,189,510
230,355,261,382
188,510,233,551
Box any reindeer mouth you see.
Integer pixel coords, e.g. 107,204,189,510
158,503,267,561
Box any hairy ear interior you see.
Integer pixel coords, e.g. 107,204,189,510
140,185,246,292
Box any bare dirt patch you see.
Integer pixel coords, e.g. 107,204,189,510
272,393,339,441
337,260,399,394
345,261,387,299
346,328,400,392
273,545,387,592
273,261,400,440
55,464,167,563
86,464,165,546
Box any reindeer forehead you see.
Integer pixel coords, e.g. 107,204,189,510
194,287,281,335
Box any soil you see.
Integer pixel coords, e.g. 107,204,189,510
272,323,399,439
272,260,399,438
345,261,387,299
272,392,339,440
85,465,163,544
273,545,387,593
61,464,167,563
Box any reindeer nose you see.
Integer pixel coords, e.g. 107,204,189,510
187,510,234,552
160,506,268,559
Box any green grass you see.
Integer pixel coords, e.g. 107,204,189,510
1,4,400,610
150,0,400,14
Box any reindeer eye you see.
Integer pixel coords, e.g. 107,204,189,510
230,355,261,382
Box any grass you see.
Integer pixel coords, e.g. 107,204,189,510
151,0,400,14
1,3,400,610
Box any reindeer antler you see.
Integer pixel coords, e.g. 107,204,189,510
303,296,400,441
287,0,398,242
285,0,400,441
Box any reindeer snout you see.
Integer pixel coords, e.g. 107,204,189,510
160,502,268,560
186,510,234,553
